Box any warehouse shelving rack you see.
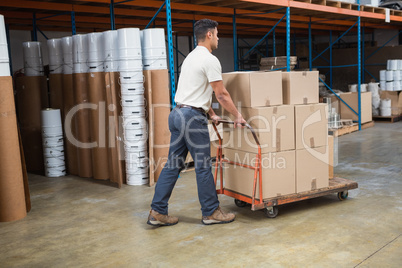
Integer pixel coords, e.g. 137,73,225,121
2,0,402,129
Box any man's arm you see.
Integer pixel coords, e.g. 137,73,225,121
210,80,246,128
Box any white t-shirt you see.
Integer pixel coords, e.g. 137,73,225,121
175,46,222,112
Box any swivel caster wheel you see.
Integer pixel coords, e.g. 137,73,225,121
338,191,348,201
264,206,279,218
234,199,248,207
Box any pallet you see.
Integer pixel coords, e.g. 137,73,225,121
329,121,375,137
372,114,402,123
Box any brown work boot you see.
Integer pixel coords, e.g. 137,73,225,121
202,207,235,225
147,210,178,227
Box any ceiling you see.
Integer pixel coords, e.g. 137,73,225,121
1,0,401,38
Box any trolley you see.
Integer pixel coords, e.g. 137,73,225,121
212,120,358,218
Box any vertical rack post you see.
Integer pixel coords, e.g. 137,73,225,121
286,7,290,72
166,0,176,107
362,25,365,83
175,33,179,83
233,9,238,71
357,0,361,130
110,0,115,30
32,13,37,41
309,18,312,71
330,30,333,88
71,11,76,35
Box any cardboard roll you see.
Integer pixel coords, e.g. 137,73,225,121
45,155,65,167
43,146,64,157
119,71,144,84
118,59,143,71
143,58,167,70
120,83,144,95
117,28,141,50
45,165,66,177
0,61,10,76
121,93,145,106
43,136,64,147
122,106,146,117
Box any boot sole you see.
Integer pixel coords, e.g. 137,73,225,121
147,220,178,227
201,218,235,225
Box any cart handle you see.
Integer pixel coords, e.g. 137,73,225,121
212,119,260,146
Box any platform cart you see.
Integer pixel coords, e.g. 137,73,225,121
212,120,358,218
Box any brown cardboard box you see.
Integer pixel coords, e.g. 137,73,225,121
282,71,319,105
224,148,296,199
224,105,295,153
380,91,402,116
328,135,334,179
339,92,372,123
222,71,282,107
295,104,328,150
296,146,329,193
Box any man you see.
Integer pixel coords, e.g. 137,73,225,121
148,19,246,227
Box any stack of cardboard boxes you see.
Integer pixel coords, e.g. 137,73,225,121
219,70,329,199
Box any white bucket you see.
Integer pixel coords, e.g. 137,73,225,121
124,128,147,141
142,48,166,58
121,94,145,106
143,57,167,70
126,167,149,185
0,43,9,62
73,62,89,74
120,83,144,95
45,166,66,177
126,160,148,171
394,80,401,91
141,28,165,48
125,150,147,162
118,59,142,71
393,70,401,81
43,136,64,147
47,38,63,65
0,15,7,45
123,117,147,129
119,71,144,84
380,80,386,90
122,106,146,117
72,34,88,63
87,32,103,63
386,70,393,81
45,155,65,167
118,48,142,60
386,82,394,91
44,146,64,157
380,99,392,108
88,62,103,73
41,108,62,127
379,70,386,81
104,60,119,72
117,28,141,49
25,66,44,76
124,140,147,151
103,30,118,58
380,107,392,116
0,62,10,76
23,42,42,59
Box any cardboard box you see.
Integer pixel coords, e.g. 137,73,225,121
224,148,296,199
380,91,402,116
295,104,328,150
296,146,329,193
282,71,319,105
222,71,282,107
223,105,295,153
339,92,372,123
328,135,334,179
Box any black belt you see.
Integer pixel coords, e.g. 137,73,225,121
177,104,206,114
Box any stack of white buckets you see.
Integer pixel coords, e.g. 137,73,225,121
0,15,10,76
41,109,66,177
47,39,63,74
379,59,402,91
118,28,149,186
23,41,44,76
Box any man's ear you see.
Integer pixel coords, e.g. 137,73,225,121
207,31,212,39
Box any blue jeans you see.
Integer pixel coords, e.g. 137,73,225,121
151,107,219,216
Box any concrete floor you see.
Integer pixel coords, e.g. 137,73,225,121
1,122,401,267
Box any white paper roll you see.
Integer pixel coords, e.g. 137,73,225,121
380,80,386,90
386,81,393,91
379,70,386,81
386,70,393,81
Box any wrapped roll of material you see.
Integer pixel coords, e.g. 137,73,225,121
87,72,109,180
386,70,393,81
379,70,386,81
380,99,392,108
0,76,27,222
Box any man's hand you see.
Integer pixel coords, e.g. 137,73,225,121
210,115,222,125
233,115,247,129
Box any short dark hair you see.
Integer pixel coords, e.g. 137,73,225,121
194,19,218,43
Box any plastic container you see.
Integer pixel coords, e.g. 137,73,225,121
124,140,147,151
118,59,143,71
122,106,146,117
104,60,119,72
126,166,149,185
380,99,392,108
143,58,167,70
121,94,145,106
120,83,145,95
124,128,147,142
119,71,144,84
72,34,88,64
123,117,147,129
102,30,119,60
0,62,10,76
125,150,148,162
